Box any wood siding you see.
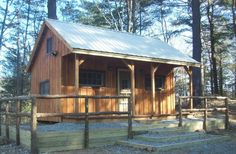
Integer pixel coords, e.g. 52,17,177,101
30,27,70,121
61,55,175,116
30,27,175,122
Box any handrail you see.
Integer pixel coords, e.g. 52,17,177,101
177,96,230,131
34,94,131,99
0,94,132,154
179,96,227,100
0,95,130,102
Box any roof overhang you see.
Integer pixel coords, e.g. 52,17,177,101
72,49,201,67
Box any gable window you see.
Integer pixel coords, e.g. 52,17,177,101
39,80,50,95
46,37,53,54
145,75,165,90
79,70,105,87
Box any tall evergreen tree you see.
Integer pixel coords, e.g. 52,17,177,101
192,0,202,99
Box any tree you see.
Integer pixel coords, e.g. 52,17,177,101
0,0,10,51
192,0,202,99
231,0,236,97
48,0,57,19
0,0,46,96
78,0,153,33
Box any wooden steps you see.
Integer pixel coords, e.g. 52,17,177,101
117,127,230,152
134,132,206,143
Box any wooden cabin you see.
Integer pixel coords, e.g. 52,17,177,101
27,19,199,122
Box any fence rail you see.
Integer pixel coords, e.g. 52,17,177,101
178,96,230,130
0,95,132,154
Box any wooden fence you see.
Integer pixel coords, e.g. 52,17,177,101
177,96,232,130
0,95,132,154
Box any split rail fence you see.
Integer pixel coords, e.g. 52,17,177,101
177,96,236,130
0,95,133,154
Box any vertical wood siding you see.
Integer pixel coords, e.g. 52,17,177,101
61,55,175,116
31,28,70,121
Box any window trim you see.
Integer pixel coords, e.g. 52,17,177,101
39,80,50,95
79,69,105,87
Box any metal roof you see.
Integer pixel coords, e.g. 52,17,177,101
46,19,199,67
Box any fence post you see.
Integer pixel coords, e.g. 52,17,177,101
5,102,9,140
225,98,229,130
16,99,21,145
203,98,207,131
178,97,182,127
31,97,38,154
84,97,89,148
128,97,133,139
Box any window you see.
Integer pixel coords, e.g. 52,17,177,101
79,70,104,87
121,79,130,89
39,80,50,95
46,37,53,54
156,76,165,89
145,75,165,90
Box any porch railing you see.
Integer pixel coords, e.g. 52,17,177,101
178,96,235,130
0,95,132,154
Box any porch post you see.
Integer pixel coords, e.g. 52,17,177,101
74,54,85,112
130,64,135,116
122,60,135,115
151,64,159,114
184,66,193,109
75,54,79,94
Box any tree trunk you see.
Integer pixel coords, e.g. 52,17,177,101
234,62,236,98
210,31,219,95
126,0,136,33
21,0,31,95
232,0,236,37
219,56,223,95
0,0,10,51
131,0,136,33
207,1,219,95
16,12,21,96
210,62,214,94
139,2,142,35
48,0,57,19
192,0,202,100
232,0,236,97
126,0,132,32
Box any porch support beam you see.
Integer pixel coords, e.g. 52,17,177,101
75,54,80,94
151,63,159,114
74,54,86,93
122,60,135,116
184,66,193,109
74,54,86,112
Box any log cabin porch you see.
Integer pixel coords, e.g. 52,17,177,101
56,53,192,120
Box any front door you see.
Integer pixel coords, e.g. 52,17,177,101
118,69,131,112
